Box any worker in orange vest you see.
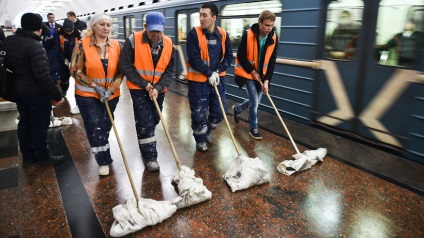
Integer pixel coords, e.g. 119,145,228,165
70,13,124,176
186,3,233,152
119,12,175,172
233,10,278,140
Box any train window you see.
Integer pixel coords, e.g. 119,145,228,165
176,11,199,45
124,15,136,38
190,12,200,30
111,17,119,39
220,0,282,50
177,14,187,43
374,0,424,67
324,0,364,61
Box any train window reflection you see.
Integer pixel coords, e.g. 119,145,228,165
375,0,424,67
177,14,187,43
124,15,135,39
220,0,282,50
111,17,119,38
190,12,200,31
324,0,363,61
221,0,282,16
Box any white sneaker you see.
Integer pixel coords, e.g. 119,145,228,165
99,165,110,176
70,106,80,114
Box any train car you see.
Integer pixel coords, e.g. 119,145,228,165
77,0,424,164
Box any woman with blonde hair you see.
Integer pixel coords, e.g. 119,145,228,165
70,13,123,176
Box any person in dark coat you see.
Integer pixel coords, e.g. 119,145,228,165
3,13,65,166
376,19,423,67
67,11,87,32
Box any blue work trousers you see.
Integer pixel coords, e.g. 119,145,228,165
188,78,226,143
130,89,164,162
15,92,52,163
76,95,119,166
234,80,263,130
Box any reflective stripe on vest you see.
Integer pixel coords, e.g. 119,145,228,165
186,26,227,82
75,37,121,99
126,31,173,91
234,30,276,80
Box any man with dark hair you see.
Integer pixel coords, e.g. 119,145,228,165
67,11,87,32
43,13,62,31
232,10,278,140
42,13,61,86
3,13,65,166
186,2,233,152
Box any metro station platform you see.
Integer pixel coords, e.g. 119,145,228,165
0,79,423,237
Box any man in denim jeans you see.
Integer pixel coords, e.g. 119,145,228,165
233,10,278,140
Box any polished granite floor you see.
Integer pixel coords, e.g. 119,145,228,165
0,79,423,238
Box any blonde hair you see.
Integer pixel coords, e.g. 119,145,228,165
258,10,276,23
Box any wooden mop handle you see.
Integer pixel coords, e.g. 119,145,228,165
213,84,241,156
258,81,300,154
152,96,182,171
105,101,140,205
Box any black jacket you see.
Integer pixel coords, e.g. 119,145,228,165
3,28,62,101
74,19,87,31
235,23,278,88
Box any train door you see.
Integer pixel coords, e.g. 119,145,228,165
176,10,200,81
314,0,424,162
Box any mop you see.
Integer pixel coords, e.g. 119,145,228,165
213,84,270,192
152,96,212,209
257,81,327,175
104,101,177,237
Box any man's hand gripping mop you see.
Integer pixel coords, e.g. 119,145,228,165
213,84,270,192
257,80,327,176
104,101,177,238
152,96,212,209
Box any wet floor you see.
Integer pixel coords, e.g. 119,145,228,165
0,79,423,237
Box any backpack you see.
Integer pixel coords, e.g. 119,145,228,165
0,39,15,102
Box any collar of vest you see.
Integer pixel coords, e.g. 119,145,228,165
201,26,222,38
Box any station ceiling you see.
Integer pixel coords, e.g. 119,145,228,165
0,0,160,27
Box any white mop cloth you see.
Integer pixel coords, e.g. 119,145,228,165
277,148,327,175
224,155,270,192
49,116,73,127
172,165,212,209
16,116,73,127
110,197,177,237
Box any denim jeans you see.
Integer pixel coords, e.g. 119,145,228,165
234,80,263,130
15,92,52,163
188,79,226,143
130,89,165,162
76,95,119,166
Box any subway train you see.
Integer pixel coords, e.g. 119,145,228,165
73,0,424,164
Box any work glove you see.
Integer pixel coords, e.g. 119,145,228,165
94,85,106,98
64,59,70,67
100,90,112,103
208,72,218,86
213,71,220,85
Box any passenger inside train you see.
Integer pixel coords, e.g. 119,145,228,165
376,19,423,67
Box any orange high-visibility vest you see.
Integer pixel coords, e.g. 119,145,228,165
234,30,276,80
75,37,121,99
186,26,227,82
126,31,173,91
59,34,78,53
